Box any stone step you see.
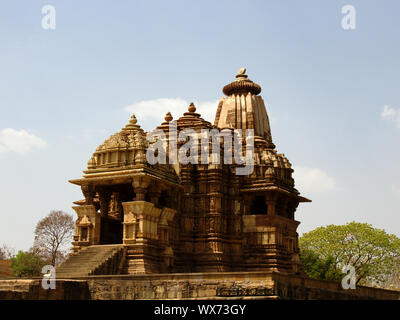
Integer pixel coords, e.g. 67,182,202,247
58,258,112,265
0,286,30,292
0,280,35,293
55,245,124,277
0,287,29,292
57,258,115,269
57,256,117,269
61,255,112,260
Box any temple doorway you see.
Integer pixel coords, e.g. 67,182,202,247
100,215,123,244
98,183,134,244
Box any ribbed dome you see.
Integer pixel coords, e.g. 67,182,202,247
86,114,148,170
222,68,261,96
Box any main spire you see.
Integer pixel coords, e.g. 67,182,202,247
215,68,274,148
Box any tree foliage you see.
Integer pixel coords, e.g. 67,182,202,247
299,222,400,286
300,249,343,281
383,258,400,291
10,250,47,277
33,210,75,266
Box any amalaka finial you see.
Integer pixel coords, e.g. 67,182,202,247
165,111,173,122
223,67,261,96
188,102,196,113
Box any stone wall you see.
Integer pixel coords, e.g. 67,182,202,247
0,279,89,300
83,272,400,300
1,272,399,300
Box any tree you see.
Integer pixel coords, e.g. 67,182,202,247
300,249,343,281
299,222,400,286
33,210,75,266
11,250,47,277
383,258,400,291
0,244,15,260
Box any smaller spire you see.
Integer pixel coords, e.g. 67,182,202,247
188,102,196,113
165,111,173,122
122,113,141,131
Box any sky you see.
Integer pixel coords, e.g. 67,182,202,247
0,0,399,251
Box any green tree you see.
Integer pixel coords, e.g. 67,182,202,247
10,250,47,277
383,258,400,291
299,222,400,286
300,249,343,281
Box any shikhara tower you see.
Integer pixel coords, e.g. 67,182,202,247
60,68,311,277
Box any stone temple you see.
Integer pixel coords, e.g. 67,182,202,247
61,68,310,277
42,69,398,300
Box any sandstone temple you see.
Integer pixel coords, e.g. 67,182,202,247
59,68,310,278
33,68,396,300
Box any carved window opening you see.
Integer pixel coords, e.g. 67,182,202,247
81,227,88,241
250,196,268,215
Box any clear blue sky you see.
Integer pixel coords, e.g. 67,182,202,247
0,0,399,251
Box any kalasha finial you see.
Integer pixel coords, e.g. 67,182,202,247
188,102,196,113
236,67,248,79
165,111,173,122
129,114,138,124
122,113,141,132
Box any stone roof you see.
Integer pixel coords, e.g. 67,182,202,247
86,114,148,171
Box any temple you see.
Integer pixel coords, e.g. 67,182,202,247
2,68,396,300
59,68,311,277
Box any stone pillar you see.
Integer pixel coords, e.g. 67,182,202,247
148,189,161,206
132,177,150,201
265,193,278,216
122,201,161,240
280,198,289,218
159,207,177,272
81,185,95,205
72,205,101,251
287,200,299,220
121,200,162,274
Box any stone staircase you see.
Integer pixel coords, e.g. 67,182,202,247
56,245,125,278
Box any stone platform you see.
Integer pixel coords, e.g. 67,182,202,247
1,271,399,300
